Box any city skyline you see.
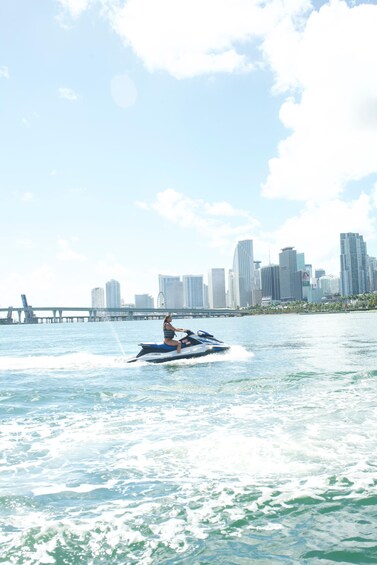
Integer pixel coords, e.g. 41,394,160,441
1,0,377,306
4,230,375,307
90,233,376,310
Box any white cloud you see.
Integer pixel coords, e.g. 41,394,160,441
134,200,149,210
143,188,259,249
57,238,87,262
144,187,377,275
57,0,92,19
105,0,377,239
58,87,80,101
56,0,377,272
204,201,250,217
107,0,311,79
261,193,377,274
21,192,34,202
54,1,377,206
261,0,377,203
0,66,9,79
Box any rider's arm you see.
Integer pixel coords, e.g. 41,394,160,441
169,323,187,332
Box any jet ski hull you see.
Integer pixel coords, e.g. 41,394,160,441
127,330,230,364
129,344,229,364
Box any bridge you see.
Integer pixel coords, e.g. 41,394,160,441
0,306,243,324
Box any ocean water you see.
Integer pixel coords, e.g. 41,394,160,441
1,313,377,565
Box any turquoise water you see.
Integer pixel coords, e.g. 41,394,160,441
1,313,377,564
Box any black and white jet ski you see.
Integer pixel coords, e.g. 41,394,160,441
127,330,230,363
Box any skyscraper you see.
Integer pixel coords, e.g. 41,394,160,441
135,294,154,309
315,269,326,280
232,239,254,307
208,268,226,308
261,265,280,301
203,284,209,308
106,279,121,309
91,287,105,309
296,253,310,300
227,269,235,308
296,253,305,271
279,247,302,301
340,233,369,296
318,276,340,296
368,257,377,292
158,275,183,309
183,275,204,308
252,261,262,306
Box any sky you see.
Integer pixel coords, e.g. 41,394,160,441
1,0,377,307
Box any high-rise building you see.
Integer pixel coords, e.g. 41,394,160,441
227,269,235,308
91,287,105,309
279,247,302,301
261,265,280,301
315,269,326,280
158,275,183,309
135,294,154,309
183,275,204,308
368,257,377,292
232,239,254,307
305,264,313,284
296,253,305,271
296,253,311,300
203,284,209,308
106,279,121,309
253,261,262,290
208,268,226,308
340,233,369,296
252,261,262,306
319,276,340,296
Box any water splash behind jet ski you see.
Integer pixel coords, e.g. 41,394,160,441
127,330,230,363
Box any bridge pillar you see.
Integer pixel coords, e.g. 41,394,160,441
59,310,63,322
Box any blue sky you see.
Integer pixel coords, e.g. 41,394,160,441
1,0,377,306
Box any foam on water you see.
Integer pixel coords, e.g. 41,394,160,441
0,346,252,372
1,315,377,563
0,352,137,372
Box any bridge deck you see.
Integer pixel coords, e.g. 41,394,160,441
0,306,243,323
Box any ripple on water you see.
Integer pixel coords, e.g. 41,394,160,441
1,317,377,563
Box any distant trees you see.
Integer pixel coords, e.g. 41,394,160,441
243,293,377,315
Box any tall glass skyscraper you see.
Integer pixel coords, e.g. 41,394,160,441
227,269,235,308
182,275,204,308
158,275,183,309
368,257,377,292
106,279,121,308
135,294,154,308
340,233,369,296
208,268,226,308
232,240,254,308
261,265,280,301
279,247,302,301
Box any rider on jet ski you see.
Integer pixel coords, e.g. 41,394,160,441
163,314,189,354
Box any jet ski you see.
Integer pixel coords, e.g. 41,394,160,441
127,330,230,363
